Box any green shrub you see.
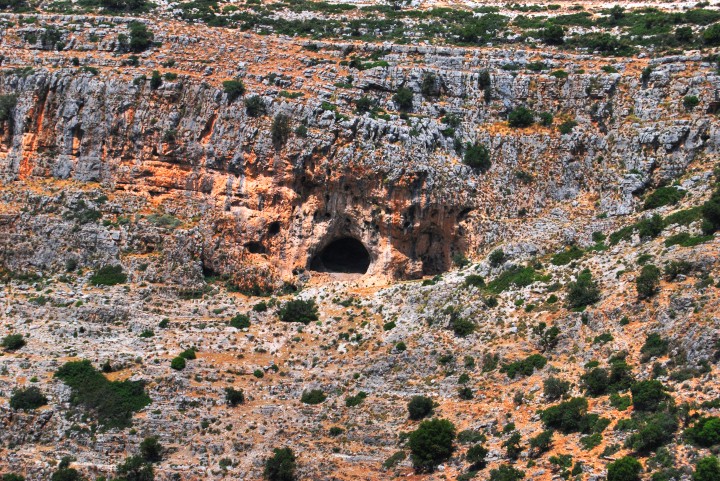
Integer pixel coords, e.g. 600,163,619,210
580,432,602,450
631,380,667,411
551,245,584,265
539,24,565,44
700,189,720,233
382,451,406,469
507,106,534,128
487,265,539,293
607,456,642,481
464,274,485,288
54,360,150,429
140,436,163,463
558,119,577,134
640,333,668,362
693,456,720,481
127,21,153,53
89,265,127,286
463,142,491,172
489,464,525,481
9,386,47,410
540,397,593,433
264,448,296,481
0,94,17,122
116,455,154,481
1,474,25,481
702,23,720,45
408,418,456,473
450,314,475,337
1,333,25,351
179,348,196,360
683,95,700,110
278,299,318,324
529,430,553,457
637,214,665,239
501,354,547,378
225,387,244,406
685,417,720,447
489,248,505,266
626,412,678,453
392,87,413,111
222,79,246,102
271,113,292,148
421,72,439,97
408,395,434,420
466,443,488,469
644,186,685,210
170,356,186,370
636,264,661,299
245,95,267,117
566,269,600,309
345,391,367,407
300,389,326,404
328,426,344,437
229,313,250,329
543,376,570,401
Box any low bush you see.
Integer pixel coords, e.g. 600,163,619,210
225,387,244,406
264,448,296,481
508,106,534,128
1,333,25,351
278,299,318,324
300,389,326,404
54,360,150,429
89,265,127,286
9,386,48,410
408,418,456,473
501,354,547,378
408,395,434,420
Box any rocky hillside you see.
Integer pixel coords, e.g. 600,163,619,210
0,2,719,481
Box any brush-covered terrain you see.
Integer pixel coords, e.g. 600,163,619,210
0,1,720,480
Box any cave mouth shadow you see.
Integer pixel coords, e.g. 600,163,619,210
309,237,371,274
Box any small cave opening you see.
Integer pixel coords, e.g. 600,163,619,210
310,237,371,274
244,241,266,254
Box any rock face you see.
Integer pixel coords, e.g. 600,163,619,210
0,16,717,289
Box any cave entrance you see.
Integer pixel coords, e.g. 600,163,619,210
310,237,371,274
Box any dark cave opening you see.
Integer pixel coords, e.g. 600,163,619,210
310,237,371,274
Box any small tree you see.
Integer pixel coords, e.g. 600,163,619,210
463,142,491,172
503,431,523,460
392,87,413,111
489,464,525,481
2,333,25,351
636,264,660,299
264,448,296,481
278,299,318,325
9,386,47,410
408,418,456,472
508,106,535,128
631,380,666,412
0,94,17,123
529,430,553,457
683,95,700,110
693,456,720,481
271,113,292,149
140,436,163,463
127,21,154,53
116,455,154,481
170,356,186,370
229,313,250,329
225,387,245,406
539,25,565,45
421,72,439,97
245,95,267,117
300,389,326,405
607,456,642,481
223,79,246,103
466,444,488,470
543,376,570,401
566,269,600,309
407,395,434,420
